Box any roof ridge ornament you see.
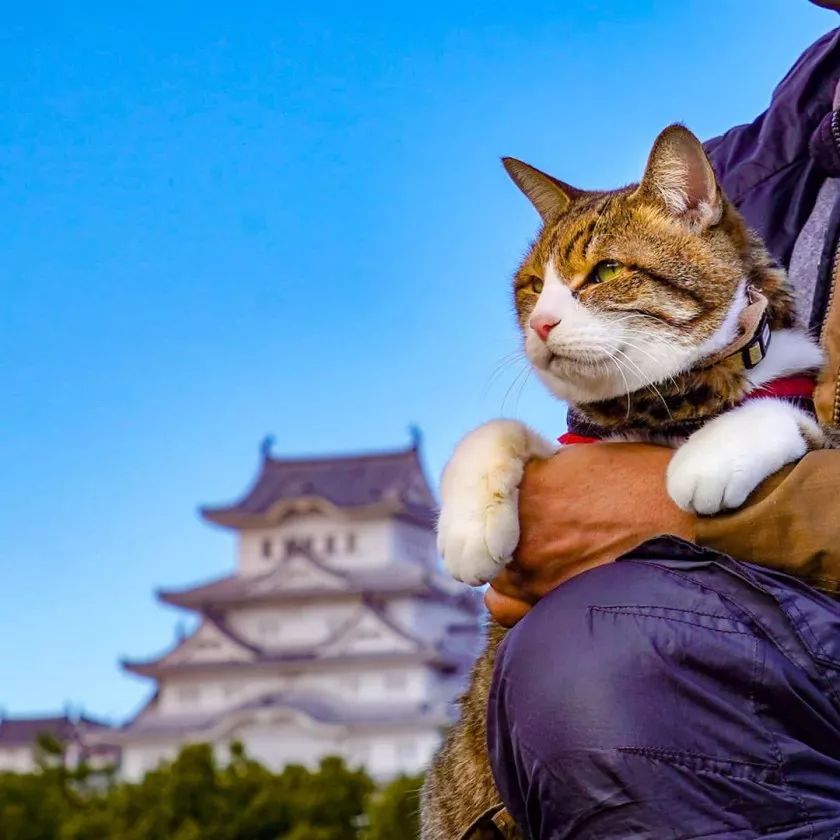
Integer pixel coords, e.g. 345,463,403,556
408,424,422,450
260,435,275,460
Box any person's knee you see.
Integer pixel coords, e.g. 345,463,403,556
488,559,758,757
490,569,635,753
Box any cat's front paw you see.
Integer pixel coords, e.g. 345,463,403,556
666,400,811,515
437,420,552,585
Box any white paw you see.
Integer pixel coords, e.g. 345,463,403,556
437,420,553,585
667,399,810,515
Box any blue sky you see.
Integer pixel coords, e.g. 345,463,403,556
1,2,833,720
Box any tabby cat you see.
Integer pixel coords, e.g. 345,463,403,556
421,124,830,839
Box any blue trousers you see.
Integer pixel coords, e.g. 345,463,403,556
487,538,840,839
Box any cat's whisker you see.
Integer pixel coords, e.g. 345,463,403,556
612,346,674,420
598,346,633,420
484,351,527,386
513,368,533,417
482,354,528,402
615,335,680,389
616,331,683,389
500,363,531,414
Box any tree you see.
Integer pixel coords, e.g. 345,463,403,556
363,773,424,840
0,742,421,840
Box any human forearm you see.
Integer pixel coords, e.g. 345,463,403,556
487,444,840,627
487,443,695,626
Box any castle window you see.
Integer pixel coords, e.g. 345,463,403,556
346,532,356,553
285,537,312,557
261,539,272,559
325,534,335,555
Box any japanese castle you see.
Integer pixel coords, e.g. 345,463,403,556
114,435,482,780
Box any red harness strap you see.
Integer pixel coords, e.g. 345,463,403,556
558,432,600,445
747,375,816,401
558,376,816,446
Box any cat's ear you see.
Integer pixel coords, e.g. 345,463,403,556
502,157,580,221
637,124,721,230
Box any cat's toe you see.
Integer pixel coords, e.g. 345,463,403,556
667,456,756,516
687,474,729,515
665,457,701,514
666,454,728,515
456,532,506,586
438,498,518,586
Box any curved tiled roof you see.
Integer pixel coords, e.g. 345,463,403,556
122,593,476,678
120,690,451,738
157,550,480,614
0,715,114,746
201,442,437,528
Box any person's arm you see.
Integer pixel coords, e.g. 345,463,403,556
486,445,840,626
486,443,694,626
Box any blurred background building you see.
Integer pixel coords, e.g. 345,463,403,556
0,713,119,774
97,435,482,779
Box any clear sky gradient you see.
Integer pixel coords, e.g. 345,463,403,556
1,2,834,720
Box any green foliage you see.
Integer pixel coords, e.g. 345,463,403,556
0,743,421,840
363,774,424,840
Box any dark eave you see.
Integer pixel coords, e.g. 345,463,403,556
120,648,459,679
156,547,479,615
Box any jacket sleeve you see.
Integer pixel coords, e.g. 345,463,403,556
695,450,840,594
704,27,840,267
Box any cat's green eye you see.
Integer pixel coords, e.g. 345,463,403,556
527,275,543,294
593,261,623,283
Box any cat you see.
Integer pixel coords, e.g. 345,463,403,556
421,124,831,840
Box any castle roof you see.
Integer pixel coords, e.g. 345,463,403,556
121,596,476,679
157,547,480,613
201,440,437,529
117,691,451,741
0,714,114,747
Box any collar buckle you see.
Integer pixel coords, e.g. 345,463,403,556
740,311,771,369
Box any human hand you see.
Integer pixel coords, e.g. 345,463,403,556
485,443,696,626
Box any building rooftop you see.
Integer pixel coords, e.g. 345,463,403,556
157,547,480,612
118,691,451,739
121,593,477,679
0,714,114,747
201,438,437,529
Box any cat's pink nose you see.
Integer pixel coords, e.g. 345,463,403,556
530,314,559,342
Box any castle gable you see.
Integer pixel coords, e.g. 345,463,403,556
253,553,347,593
317,604,421,657
159,620,256,667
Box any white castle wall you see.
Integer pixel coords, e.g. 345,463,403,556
0,745,37,773
156,660,432,717
227,601,360,650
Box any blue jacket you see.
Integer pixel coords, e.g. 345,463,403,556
488,543,840,838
